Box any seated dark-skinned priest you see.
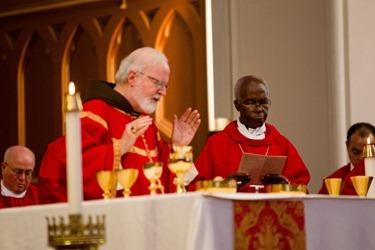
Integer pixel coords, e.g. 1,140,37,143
189,75,310,192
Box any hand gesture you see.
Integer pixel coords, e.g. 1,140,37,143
171,107,201,146
225,172,252,188
260,174,289,185
120,116,152,155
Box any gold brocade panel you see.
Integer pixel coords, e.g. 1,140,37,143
234,200,306,250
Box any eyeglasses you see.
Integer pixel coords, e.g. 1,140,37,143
236,99,271,110
138,71,168,90
3,162,33,178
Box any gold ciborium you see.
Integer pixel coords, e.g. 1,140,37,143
196,179,237,193
351,176,373,197
96,170,117,199
169,145,193,194
265,184,307,194
116,168,139,198
324,178,342,196
143,162,164,196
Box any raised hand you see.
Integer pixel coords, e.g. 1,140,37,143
225,172,252,188
260,174,289,185
171,107,201,146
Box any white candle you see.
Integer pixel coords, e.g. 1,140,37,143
65,82,83,214
364,137,375,198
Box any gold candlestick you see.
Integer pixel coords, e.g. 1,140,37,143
363,138,375,198
47,214,106,250
363,143,375,158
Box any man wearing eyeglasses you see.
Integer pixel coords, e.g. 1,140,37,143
0,145,38,208
38,47,201,203
190,75,310,192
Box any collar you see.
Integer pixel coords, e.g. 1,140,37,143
83,80,141,117
236,117,266,140
1,179,26,198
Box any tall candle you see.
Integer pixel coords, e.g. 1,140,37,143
65,82,83,214
364,137,375,198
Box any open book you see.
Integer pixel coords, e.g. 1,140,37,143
238,152,287,185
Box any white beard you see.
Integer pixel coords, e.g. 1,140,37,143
132,84,159,114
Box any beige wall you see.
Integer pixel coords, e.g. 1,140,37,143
211,0,375,193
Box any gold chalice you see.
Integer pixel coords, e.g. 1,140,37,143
116,168,139,198
324,178,342,196
169,145,193,194
351,176,373,197
143,162,164,196
96,170,117,199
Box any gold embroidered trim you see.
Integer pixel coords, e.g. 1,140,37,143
112,138,121,170
156,131,161,142
81,111,108,129
113,107,139,119
130,145,159,159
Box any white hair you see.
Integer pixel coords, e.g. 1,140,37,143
115,47,168,84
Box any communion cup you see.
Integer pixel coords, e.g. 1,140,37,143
324,178,342,196
96,170,117,199
143,162,164,196
116,168,139,198
351,176,373,197
169,145,193,194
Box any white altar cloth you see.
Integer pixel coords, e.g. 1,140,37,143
0,193,374,250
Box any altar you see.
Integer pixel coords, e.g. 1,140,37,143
0,193,374,250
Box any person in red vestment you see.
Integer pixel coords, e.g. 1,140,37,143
189,75,310,192
0,145,38,208
318,122,375,195
38,47,201,204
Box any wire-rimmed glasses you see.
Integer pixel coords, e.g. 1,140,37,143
137,71,168,90
236,98,271,110
3,162,33,178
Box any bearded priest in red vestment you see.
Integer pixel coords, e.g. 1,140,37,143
38,47,201,204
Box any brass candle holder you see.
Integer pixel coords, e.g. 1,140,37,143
47,214,105,250
363,143,375,158
363,141,375,198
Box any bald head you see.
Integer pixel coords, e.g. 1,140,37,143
2,145,35,194
233,75,271,128
3,145,35,165
234,75,268,100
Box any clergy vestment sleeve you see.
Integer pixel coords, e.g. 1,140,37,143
277,136,310,185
